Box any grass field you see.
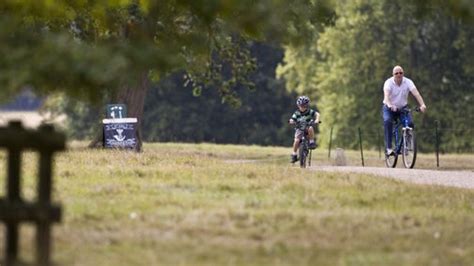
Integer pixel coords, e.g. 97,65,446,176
1,142,473,265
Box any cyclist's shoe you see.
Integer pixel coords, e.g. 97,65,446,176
290,154,298,163
308,141,317,150
386,148,394,155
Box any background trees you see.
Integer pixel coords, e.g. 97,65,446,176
1,0,472,152
278,0,473,152
1,0,331,149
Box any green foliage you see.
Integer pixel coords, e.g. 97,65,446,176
2,0,472,152
0,0,335,104
183,33,258,108
408,0,474,23
55,43,297,146
142,44,294,146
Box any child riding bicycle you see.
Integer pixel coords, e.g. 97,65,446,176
288,96,320,163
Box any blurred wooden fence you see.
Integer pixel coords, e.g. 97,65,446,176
0,121,65,266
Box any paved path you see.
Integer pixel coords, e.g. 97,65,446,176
312,166,474,189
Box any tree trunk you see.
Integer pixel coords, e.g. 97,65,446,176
88,72,149,152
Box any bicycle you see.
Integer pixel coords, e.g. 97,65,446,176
294,119,321,168
385,106,419,168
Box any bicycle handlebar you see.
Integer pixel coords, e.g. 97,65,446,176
398,106,421,113
293,119,321,130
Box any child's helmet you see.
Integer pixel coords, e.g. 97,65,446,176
296,96,310,106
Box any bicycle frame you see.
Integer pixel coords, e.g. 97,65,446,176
393,119,407,155
385,107,417,168
295,120,319,168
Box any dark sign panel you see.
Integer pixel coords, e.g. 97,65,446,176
103,118,137,149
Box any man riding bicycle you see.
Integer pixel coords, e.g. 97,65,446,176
382,65,427,155
289,96,320,163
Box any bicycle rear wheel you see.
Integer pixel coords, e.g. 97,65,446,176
385,153,398,168
385,133,398,168
402,130,417,168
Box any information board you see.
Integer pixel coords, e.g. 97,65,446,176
102,118,137,149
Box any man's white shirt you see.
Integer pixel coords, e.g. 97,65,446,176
383,77,416,109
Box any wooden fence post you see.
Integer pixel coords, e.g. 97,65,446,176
358,127,365,167
0,121,65,266
328,126,333,158
435,120,440,168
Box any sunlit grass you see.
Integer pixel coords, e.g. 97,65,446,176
0,142,473,265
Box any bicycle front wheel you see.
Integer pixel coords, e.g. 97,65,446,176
402,129,417,168
299,145,308,168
